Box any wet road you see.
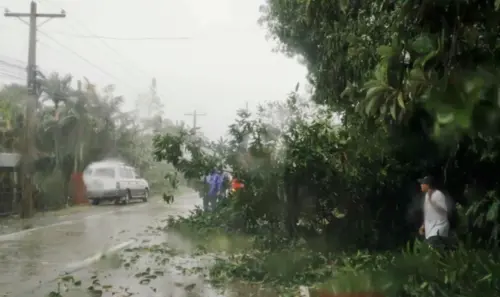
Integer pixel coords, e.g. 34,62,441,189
0,193,204,297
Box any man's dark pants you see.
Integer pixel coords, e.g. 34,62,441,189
203,193,217,211
426,235,451,250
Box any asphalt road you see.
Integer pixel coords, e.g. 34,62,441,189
0,193,207,297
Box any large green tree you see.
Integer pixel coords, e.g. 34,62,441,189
153,0,500,250
258,0,500,246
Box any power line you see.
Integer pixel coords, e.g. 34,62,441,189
39,0,162,92
0,60,25,71
45,31,191,41
37,29,141,93
5,1,66,90
1,53,49,79
0,71,24,81
4,0,171,103
0,67,24,77
0,54,26,66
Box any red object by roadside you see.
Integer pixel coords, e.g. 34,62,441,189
71,172,89,205
231,178,244,192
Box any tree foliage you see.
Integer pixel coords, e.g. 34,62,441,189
153,0,500,251
0,74,181,213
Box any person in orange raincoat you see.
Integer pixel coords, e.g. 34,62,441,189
231,177,244,193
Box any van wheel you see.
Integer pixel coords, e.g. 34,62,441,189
122,190,131,205
91,199,100,206
142,189,149,202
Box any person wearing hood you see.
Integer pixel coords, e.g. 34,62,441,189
204,168,223,211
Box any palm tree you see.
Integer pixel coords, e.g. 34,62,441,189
40,73,73,120
39,73,74,170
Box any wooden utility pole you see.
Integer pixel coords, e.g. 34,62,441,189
184,110,206,134
4,1,66,218
74,80,84,173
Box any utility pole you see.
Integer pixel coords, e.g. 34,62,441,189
4,1,66,218
184,110,206,134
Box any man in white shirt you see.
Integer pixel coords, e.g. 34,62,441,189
418,176,450,248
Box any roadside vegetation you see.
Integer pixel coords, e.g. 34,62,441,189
153,1,500,296
0,76,186,216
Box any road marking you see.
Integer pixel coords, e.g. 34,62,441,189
13,239,136,296
0,192,198,242
0,220,74,241
64,239,135,274
0,211,122,242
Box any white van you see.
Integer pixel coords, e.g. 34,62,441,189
83,161,150,205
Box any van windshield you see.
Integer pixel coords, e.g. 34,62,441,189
93,168,115,178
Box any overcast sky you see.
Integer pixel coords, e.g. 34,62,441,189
0,0,306,140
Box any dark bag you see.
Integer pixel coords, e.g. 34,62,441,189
446,196,459,230
427,189,459,230
441,190,459,230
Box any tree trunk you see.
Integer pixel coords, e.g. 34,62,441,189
19,174,34,218
73,144,78,173
79,143,84,169
284,170,299,237
74,115,85,173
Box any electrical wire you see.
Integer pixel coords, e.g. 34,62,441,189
39,0,162,87
44,31,191,41
0,54,26,66
3,14,144,95
39,0,175,105
0,59,26,71
0,71,24,81
0,65,23,74
5,0,172,103
0,57,26,82
37,29,141,92
0,69,24,79
0,55,27,83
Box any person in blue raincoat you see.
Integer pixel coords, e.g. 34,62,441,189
203,168,223,211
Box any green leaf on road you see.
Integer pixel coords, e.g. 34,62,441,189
60,275,74,282
185,283,197,291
